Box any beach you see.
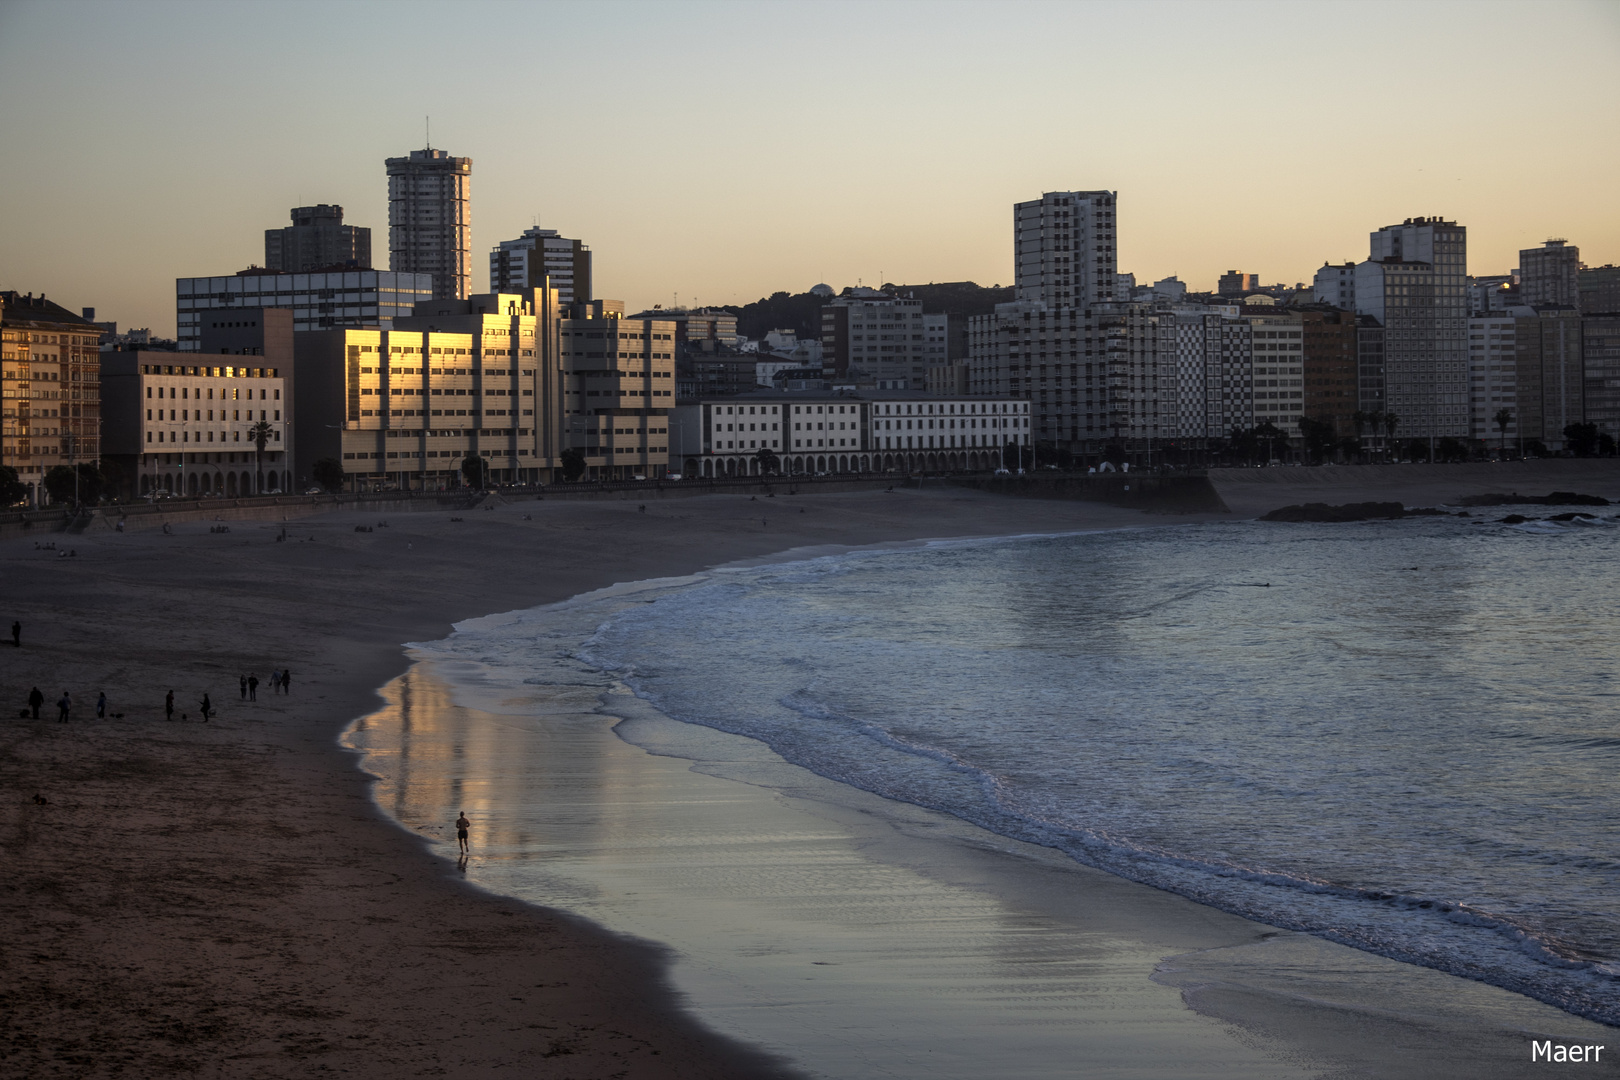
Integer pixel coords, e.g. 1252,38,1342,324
4,463,1618,1078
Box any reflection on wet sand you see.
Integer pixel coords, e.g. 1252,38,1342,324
348,660,1316,1079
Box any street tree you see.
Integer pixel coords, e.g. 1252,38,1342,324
248,419,274,494
0,465,27,506
1563,422,1599,457
1494,408,1514,458
558,448,586,482
312,457,345,493
461,454,491,489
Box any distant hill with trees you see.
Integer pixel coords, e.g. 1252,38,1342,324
724,281,1014,342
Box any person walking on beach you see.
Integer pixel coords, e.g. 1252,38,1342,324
199,693,212,722
57,692,71,723
96,692,106,720
28,686,44,719
456,811,471,854
247,674,258,701
281,669,291,694
240,675,248,701
10,621,19,647
165,690,175,721
269,670,281,694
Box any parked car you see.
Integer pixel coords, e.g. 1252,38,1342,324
304,486,324,495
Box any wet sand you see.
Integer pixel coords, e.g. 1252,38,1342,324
351,554,1617,1080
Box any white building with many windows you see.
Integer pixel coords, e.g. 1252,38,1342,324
100,352,290,496
669,391,1030,478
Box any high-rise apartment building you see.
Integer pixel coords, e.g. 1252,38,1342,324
1466,315,1519,450
1167,309,1224,441
1237,305,1304,437
1513,307,1582,452
1519,240,1580,308
1218,271,1258,298
0,292,102,505
1014,190,1117,310
176,269,434,350
556,300,678,481
1582,313,1620,441
265,205,370,273
967,300,1168,458
1579,265,1620,315
387,148,472,301
1468,274,1518,314
490,228,591,307
1299,308,1358,437
1354,218,1469,441
817,293,944,387
1357,316,1386,418
1313,262,1356,310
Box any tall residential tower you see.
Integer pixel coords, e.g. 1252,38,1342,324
265,205,370,272
1014,190,1117,311
1518,239,1581,308
490,228,591,306
1355,217,1469,441
386,148,472,301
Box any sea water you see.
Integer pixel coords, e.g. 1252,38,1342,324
368,512,1620,1035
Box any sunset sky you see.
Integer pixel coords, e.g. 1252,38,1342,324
1,0,1617,335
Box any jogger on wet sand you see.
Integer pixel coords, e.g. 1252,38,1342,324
456,811,471,853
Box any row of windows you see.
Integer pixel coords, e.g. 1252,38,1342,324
148,386,276,401
140,364,277,377
148,408,277,421
358,387,531,397
148,428,280,444
562,331,673,341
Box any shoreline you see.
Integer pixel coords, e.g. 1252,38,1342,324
4,468,1617,1075
358,529,1618,1078
1,488,1175,1077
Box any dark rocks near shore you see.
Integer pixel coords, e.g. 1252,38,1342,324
1264,491,1615,524
1458,491,1610,507
1261,502,1441,522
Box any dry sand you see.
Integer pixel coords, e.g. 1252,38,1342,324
4,463,1616,1078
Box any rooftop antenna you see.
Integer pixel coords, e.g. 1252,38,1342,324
426,115,431,150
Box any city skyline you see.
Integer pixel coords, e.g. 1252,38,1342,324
1,0,1617,335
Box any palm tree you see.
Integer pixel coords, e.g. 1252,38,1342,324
1381,412,1400,460
1493,408,1513,459
248,420,273,495
1351,410,1371,462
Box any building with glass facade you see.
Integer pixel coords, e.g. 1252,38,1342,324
175,269,434,352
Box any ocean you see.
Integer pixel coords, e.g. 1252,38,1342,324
348,510,1620,1069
